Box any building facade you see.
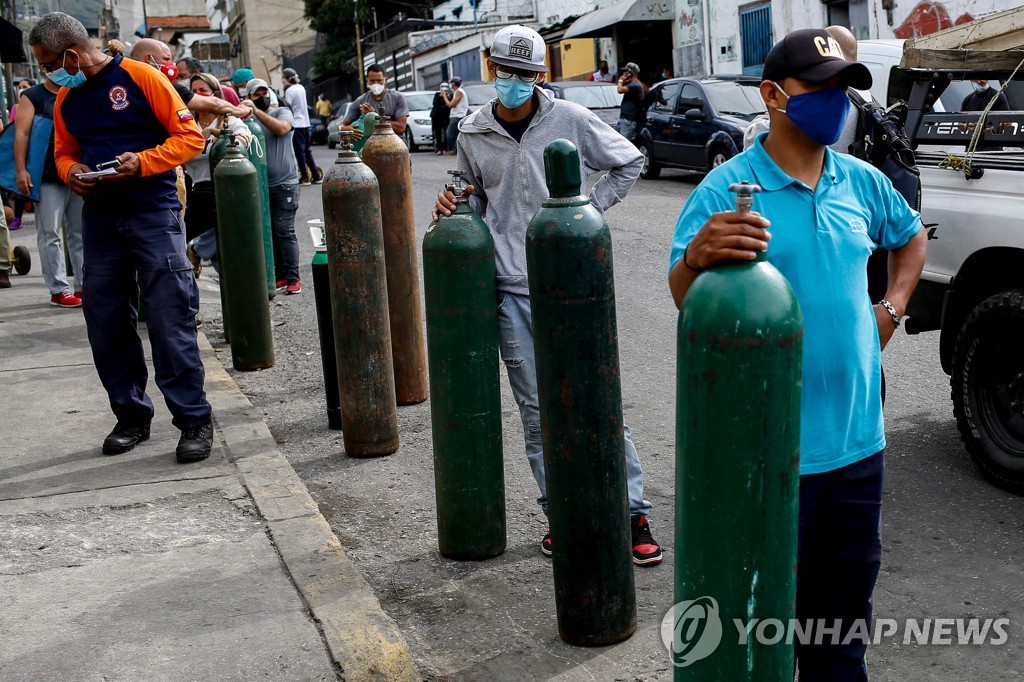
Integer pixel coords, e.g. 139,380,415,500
206,0,314,87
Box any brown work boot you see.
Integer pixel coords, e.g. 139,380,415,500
0,270,10,288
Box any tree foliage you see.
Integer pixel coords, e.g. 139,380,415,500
304,0,358,75
305,0,433,77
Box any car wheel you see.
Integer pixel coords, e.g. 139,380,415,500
404,129,418,152
708,146,730,171
951,289,1024,493
328,140,337,149
639,141,661,180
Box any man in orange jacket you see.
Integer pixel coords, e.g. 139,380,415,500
30,12,214,463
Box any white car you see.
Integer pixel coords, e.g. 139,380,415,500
400,90,438,152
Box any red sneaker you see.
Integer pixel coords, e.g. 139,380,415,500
285,279,302,295
541,532,552,558
50,291,83,308
74,291,83,300
631,515,663,566
275,279,288,292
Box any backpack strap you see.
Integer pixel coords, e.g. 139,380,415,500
846,89,875,161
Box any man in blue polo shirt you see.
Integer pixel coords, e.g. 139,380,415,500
669,29,926,680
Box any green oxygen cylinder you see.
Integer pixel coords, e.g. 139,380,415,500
244,117,277,299
671,182,803,679
353,111,378,156
209,119,233,342
321,131,399,456
422,169,505,560
526,139,636,646
213,132,275,370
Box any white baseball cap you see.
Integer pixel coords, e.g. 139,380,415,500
489,25,547,73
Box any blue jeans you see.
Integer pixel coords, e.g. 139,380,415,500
446,117,463,153
82,204,211,430
269,184,300,282
614,118,637,141
796,451,884,682
496,291,651,517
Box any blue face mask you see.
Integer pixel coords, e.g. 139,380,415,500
972,81,989,93
774,82,851,146
46,51,87,89
495,78,534,109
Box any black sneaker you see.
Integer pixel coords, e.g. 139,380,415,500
541,532,552,558
312,167,324,184
102,421,151,455
176,422,213,463
631,515,663,566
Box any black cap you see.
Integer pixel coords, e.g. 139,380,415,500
762,28,872,90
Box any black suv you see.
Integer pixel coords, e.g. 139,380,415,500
637,75,765,179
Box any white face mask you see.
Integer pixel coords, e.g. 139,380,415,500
369,83,385,96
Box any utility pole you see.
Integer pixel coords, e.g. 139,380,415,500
354,0,364,92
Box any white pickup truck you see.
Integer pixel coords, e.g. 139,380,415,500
858,39,1024,492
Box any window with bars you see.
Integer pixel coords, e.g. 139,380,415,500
739,3,773,76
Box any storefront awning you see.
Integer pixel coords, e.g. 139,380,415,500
564,0,673,40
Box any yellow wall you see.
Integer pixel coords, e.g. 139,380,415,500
559,38,596,80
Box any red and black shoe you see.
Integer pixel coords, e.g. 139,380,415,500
541,532,552,558
631,515,663,566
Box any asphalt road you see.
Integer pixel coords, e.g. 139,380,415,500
204,141,1023,681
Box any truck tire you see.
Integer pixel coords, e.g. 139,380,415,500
951,289,1024,493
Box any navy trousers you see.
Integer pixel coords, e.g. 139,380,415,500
796,450,885,682
292,127,317,182
268,184,300,283
82,204,211,430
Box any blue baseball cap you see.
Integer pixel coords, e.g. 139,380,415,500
232,67,255,86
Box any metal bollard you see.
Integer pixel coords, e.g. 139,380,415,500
310,219,342,430
321,132,399,456
673,181,803,679
361,113,429,405
423,169,505,560
526,139,636,646
243,117,277,299
212,132,275,370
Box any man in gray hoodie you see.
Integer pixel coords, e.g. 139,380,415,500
433,25,661,567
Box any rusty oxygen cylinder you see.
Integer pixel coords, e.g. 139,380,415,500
320,131,399,456
361,109,429,405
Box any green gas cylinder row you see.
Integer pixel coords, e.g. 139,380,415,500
212,133,274,370
673,182,802,679
243,118,277,299
209,125,232,342
422,169,505,561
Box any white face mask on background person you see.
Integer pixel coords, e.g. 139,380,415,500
369,83,385,96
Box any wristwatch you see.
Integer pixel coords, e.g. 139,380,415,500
879,299,901,329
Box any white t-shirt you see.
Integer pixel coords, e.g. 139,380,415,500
450,88,470,118
284,83,310,128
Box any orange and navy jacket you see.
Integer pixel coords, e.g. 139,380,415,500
54,54,204,211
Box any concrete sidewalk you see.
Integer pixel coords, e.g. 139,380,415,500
0,225,415,681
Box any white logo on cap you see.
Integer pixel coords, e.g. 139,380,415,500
509,37,533,60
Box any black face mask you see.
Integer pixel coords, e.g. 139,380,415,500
254,95,271,112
